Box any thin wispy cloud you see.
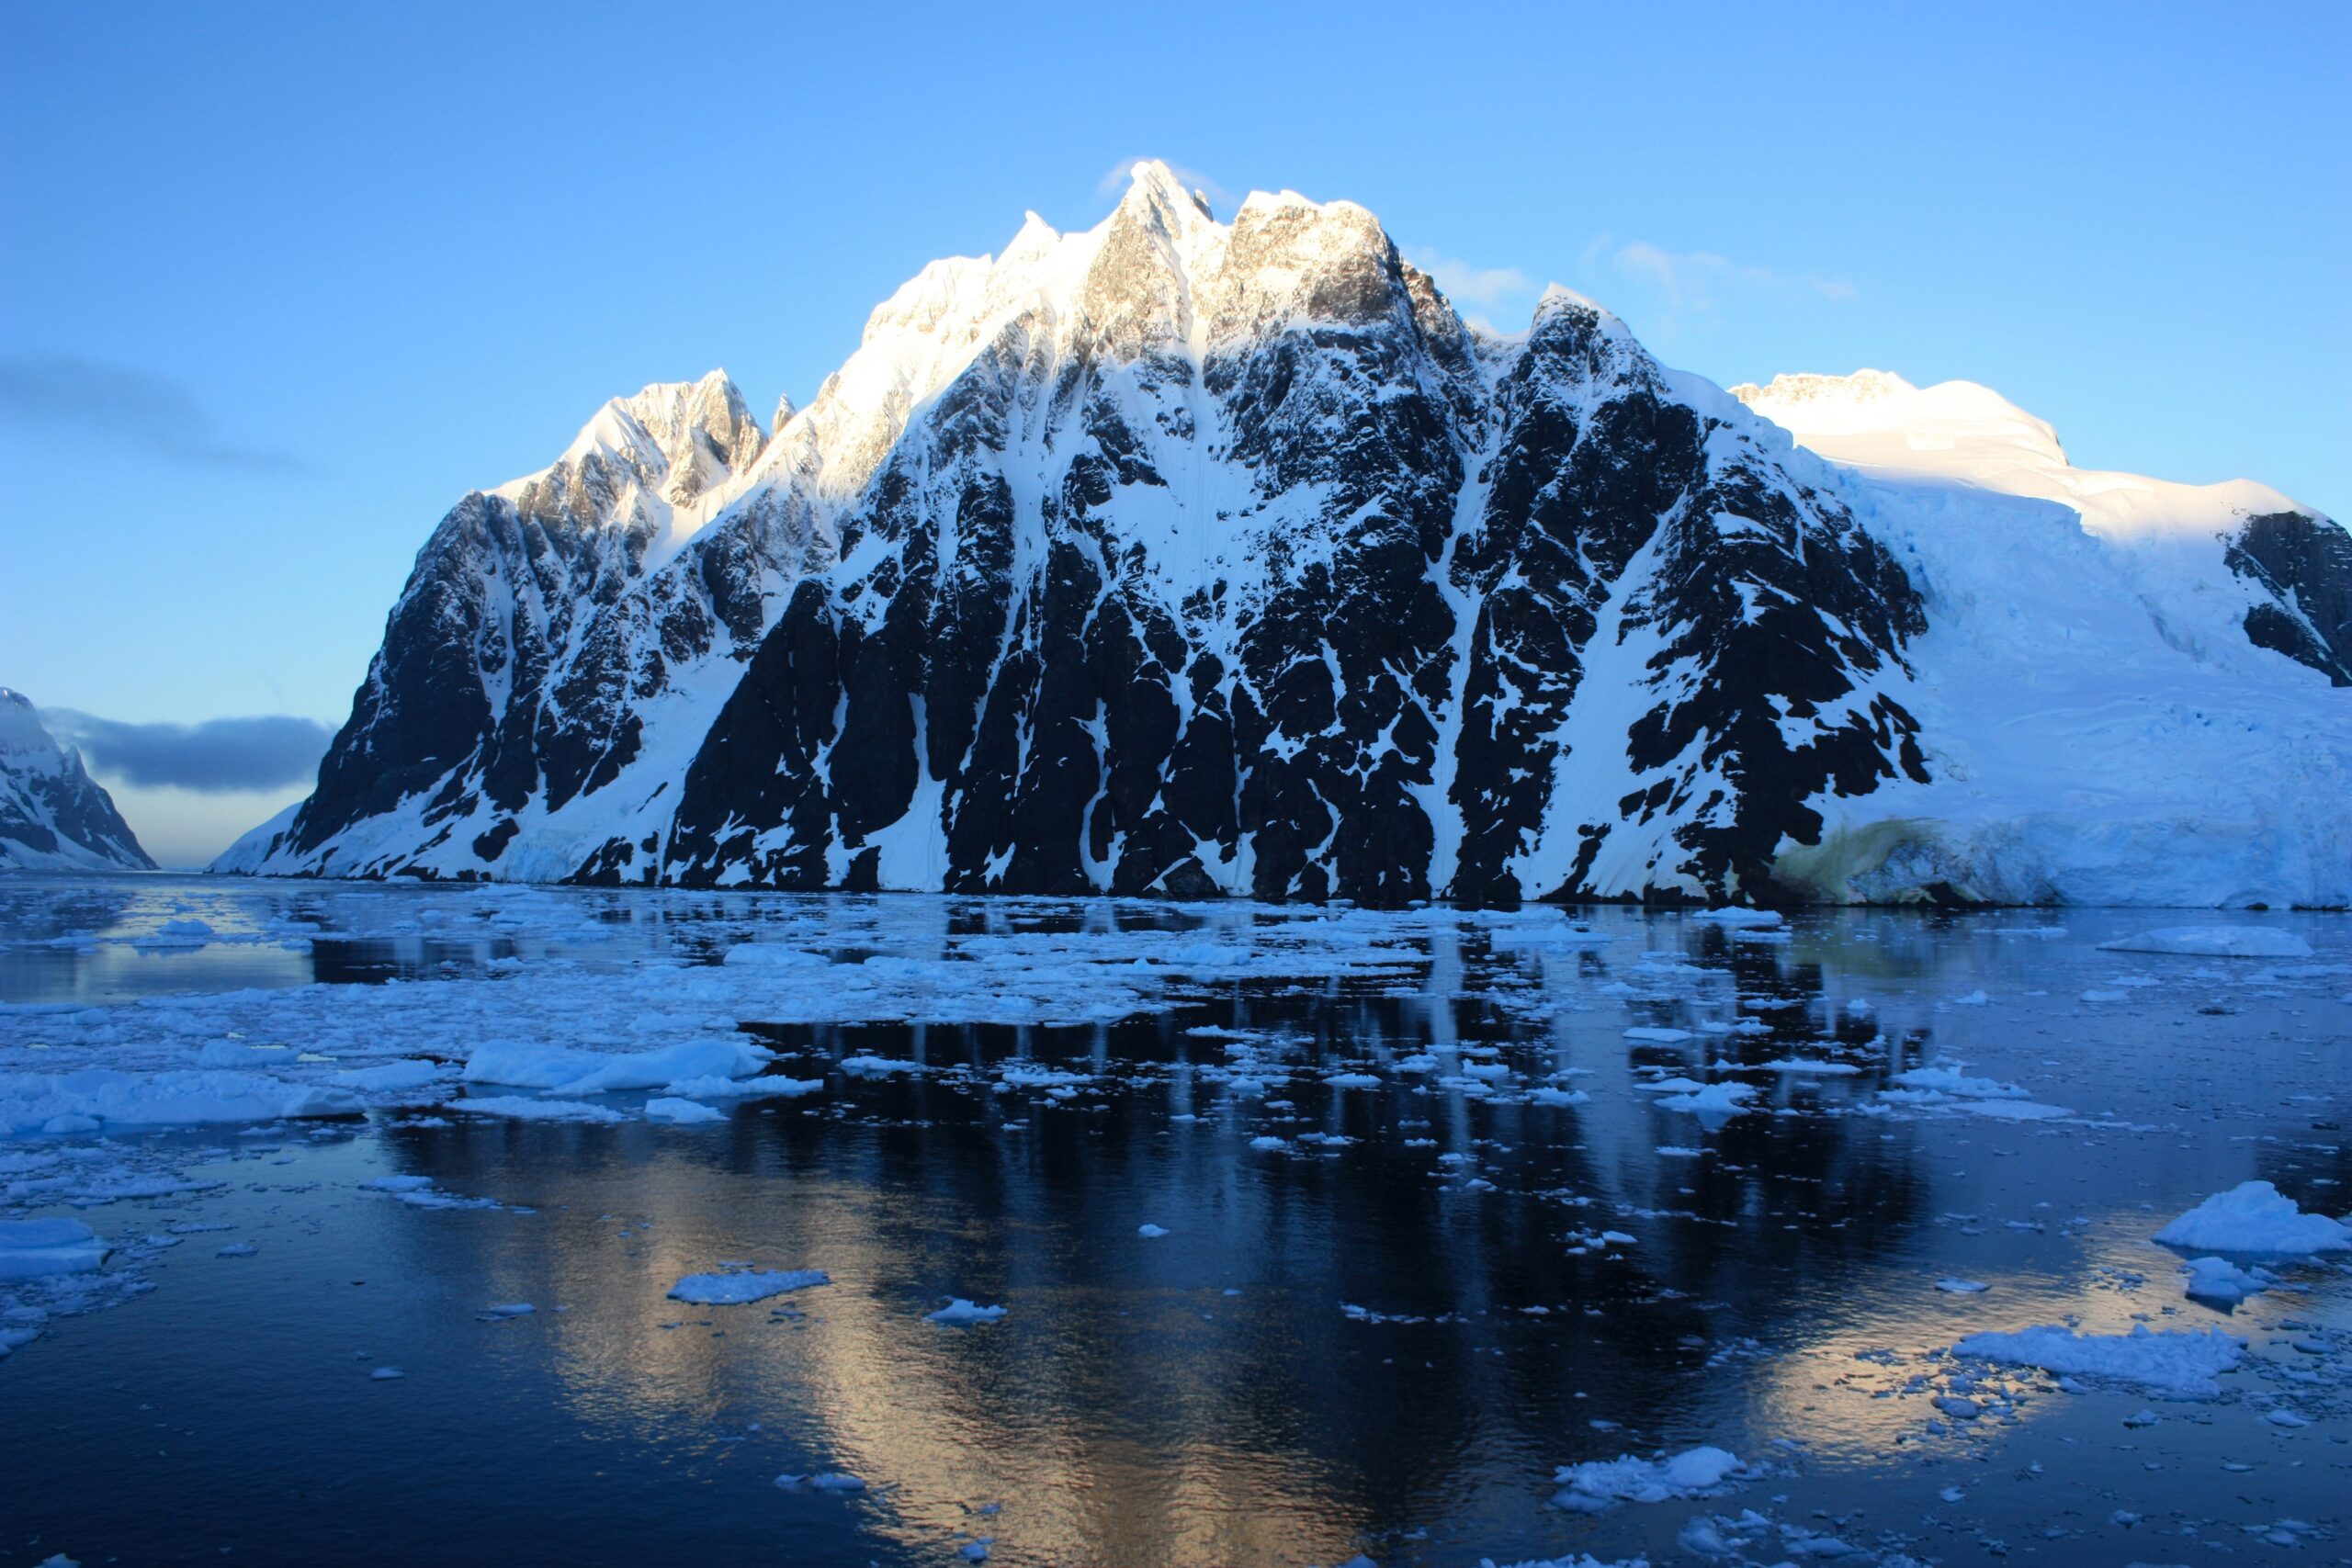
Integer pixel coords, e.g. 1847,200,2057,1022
0,354,304,473
1597,238,1855,336
1405,249,1533,309
41,709,334,793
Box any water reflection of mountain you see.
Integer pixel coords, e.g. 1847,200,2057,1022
358,912,1960,1563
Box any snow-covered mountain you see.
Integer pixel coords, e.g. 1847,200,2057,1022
218,164,2350,907
1,690,154,872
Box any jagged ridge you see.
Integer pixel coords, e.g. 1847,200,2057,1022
218,165,2350,908
1,690,154,872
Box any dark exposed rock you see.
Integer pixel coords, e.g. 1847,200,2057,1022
1,689,155,871
2227,510,2352,685
224,167,2336,907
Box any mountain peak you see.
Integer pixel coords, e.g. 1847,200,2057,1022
0,688,154,871
0,687,47,754
1119,159,1214,224
240,171,2347,908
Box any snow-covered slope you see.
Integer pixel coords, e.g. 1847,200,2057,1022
0,690,153,872
219,167,2348,907
1732,371,2349,905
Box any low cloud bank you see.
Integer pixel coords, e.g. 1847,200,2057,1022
42,709,334,793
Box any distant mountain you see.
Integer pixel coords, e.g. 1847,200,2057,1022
218,164,2349,907
1,689,154,872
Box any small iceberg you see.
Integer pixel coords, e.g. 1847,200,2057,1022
0,1217,109,1281
926,1298,1007,1326
2154,1181,2350,1256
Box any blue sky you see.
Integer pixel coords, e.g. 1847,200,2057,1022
3,1,2346,864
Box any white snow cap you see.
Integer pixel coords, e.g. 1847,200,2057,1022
1729,368,2317,538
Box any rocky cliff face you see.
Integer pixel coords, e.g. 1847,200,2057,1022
220,166,2350,908
0,690,154,872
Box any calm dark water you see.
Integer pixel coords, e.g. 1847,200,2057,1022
1,875,2346,1566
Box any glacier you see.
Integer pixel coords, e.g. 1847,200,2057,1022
213,164,2349,907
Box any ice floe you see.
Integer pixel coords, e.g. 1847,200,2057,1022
667,1269,830,1305
0,1217,107,1281
463,1039,770,1095
2153,1180,2351,1255
0,1069,361,1135
643,1097,726,1124
2180,1255,2270,1304
2098,927,2315,958
1951,1323,2245,1397
926,1298,1007,1325
1551,1445,1746,1511
453,1095,627,1124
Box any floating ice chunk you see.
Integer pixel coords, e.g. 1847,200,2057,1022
482,1303,536,1318
370,1366,405,1380
1623,1027,1692,1043
197,1039,291,1068
1531,1086,1590,1107
1657,1082,1755,1116
1950,989,1991,1006
1964,1100,2072,1122
1952,1323,2245,1397
662,1073,824,1100
2264,1408,2310,1428
380,1180,503,1211
332,1059,451,1092
808,1472,865,1492
2080,989,2127,1003
1937,1279,1989,1293
839,1055,926,1077
2098,927,2313,959
0,1068,363,1134
364,1175,436,1192
454,1095,628,1124
2153,1181,2351,1256
926,1298,1007,1325
147,917,217,945
1325,1072,1382,1089
999,1064,1091,1089
1754,1058,1860,1076
1249,1135,1287,1151
1889,1065,2027,1100
2181,1256,2267,1304
1137,1224,1170,1238
464,1039,770,1095
721,942,828,968
643,1098,726,1124
1552,1445,1744,1511
216,1241,258,1257
667,1269,830,1305
960,1543,991,1563
0,1217,108,1280
1690,908,1781,928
